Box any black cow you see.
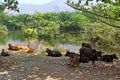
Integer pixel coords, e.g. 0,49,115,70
46,48,62,57
65,51,79,58
101,54,118,62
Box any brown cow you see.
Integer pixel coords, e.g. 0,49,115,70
27,47,34,53
8,44,20,51
79,47,102,67
65,51,80,67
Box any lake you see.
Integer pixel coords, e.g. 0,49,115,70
0,31,81,52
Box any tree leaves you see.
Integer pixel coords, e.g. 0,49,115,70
66,0,120,28
1,0,19,12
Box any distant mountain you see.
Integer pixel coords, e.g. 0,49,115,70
8,0,76,15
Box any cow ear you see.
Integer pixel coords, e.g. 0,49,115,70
66,50,69,52
113,54,116,55
100,51,103,54
46,48,49,50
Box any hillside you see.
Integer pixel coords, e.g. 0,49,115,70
8,0,75,15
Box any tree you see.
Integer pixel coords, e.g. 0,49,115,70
66,0,120,28
59,12,91,33
0,0,19,31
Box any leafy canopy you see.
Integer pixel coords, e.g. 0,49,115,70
66,0,120,28
0,0,19,12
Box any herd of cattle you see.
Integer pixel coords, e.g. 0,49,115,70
46,42,119,67
0,44,35,56
0,43,119,67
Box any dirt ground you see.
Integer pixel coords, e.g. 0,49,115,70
0,51,120,80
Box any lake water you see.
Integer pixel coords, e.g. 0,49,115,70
0,31,81,52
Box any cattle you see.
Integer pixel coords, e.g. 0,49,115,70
79,47,103,67
8,44,20,51
82,42,91,48
101,54,118,62
70,55,80,67
65,51,79,58
91,49,103,60
46,48,62,57
16,44,29,51
27,47,34,53
65,51,80,67
1,49,10,56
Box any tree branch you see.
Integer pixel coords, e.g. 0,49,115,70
96,18,120,28
66,3,120,21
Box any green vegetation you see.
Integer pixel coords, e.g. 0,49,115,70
0,24,8,34
67,0,120,28
0,12,119,50
0,0,120,50
0,0,19,12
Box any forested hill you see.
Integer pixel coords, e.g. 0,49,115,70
7,0,75,15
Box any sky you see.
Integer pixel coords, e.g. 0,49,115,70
0,0,100,5
17,0,54,4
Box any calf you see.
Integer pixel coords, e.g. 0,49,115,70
101,54,118,62
46,48,62,57
65,51,80,67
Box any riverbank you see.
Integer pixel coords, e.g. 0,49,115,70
0,51,120,80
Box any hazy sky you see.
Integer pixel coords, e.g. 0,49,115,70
17,0,54,4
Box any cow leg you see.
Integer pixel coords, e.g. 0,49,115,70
92,60,96,67
68,58,72,65
70,58,75,67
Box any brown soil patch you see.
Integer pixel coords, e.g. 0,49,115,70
0,52,120,80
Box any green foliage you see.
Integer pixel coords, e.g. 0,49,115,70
24,28,38,41
0,12,9,22
60,12,91,32
86,22,117,47
0,24,8,34
6,16,21,30
66,0,120,28
0,0,19,12
57,12,73,22
3,14,34,30
1,11,120,49
69,13,91,29
108,6,120,19
0,34,8,44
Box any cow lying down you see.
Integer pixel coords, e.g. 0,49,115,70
46,48,62,57
101,54,118,62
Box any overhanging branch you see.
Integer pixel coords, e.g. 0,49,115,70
66,3,120,21
97,18,120,28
